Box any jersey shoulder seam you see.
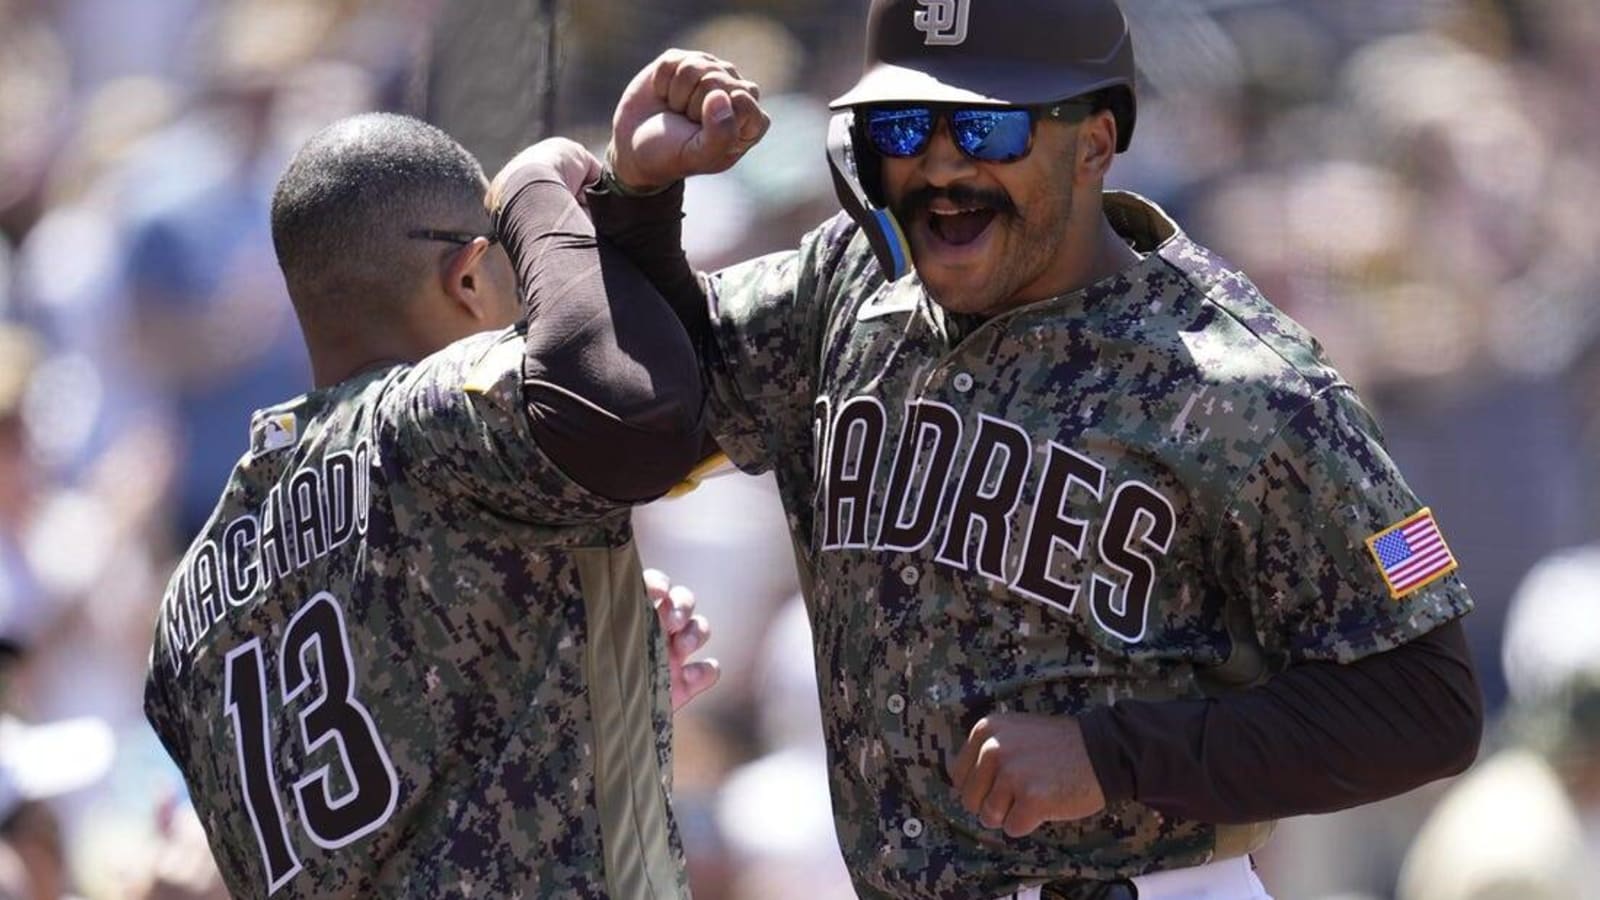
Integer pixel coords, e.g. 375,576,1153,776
1154,239,1339,394
1202,382,1359,568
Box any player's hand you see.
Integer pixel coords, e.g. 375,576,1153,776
487,137,603,212
948,713,1106,838
645,568,721,711
609,49,770,193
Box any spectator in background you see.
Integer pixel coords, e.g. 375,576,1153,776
128,803,228,900
1397,324,1600,898
0,326,55,655
118,69,312,541
1398,544,1600,900
1,330,120,898
0,713,115,900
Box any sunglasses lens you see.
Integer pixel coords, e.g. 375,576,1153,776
950,109,1034,162
865,108,934,158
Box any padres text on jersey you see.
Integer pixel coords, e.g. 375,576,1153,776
694,192,1473,899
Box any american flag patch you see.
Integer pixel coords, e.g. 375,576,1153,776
1365,508,1458,599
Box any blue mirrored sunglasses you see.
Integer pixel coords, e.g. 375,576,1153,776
862,102,1092,163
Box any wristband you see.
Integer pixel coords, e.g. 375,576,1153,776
595,145,679,198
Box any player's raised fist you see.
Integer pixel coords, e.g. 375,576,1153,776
948,712,1107,837
608,49,770,193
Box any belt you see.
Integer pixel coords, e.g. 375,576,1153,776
1002,856,1267,900
1042,881,1135,900
1000,879,1133,900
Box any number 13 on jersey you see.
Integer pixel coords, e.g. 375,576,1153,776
223,592,399,894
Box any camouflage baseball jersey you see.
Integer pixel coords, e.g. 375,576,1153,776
144,328,687,899
697,192,1472,899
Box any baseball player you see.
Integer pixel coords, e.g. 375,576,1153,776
142,115,748,898
592,1,1483,898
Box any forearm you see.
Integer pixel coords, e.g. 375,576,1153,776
585,180,714,347
494,166,705,501
1080,619,1483,824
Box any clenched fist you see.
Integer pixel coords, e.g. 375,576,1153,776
948,712,1107,838
609,48,771,193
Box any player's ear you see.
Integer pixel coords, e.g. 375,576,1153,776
440,238,495,321
1075,110,1118,184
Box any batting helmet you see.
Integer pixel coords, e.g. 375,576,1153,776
830,0,1138,153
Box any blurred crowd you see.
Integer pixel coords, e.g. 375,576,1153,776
0,0,1596,898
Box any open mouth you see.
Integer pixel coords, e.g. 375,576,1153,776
927,207,998,246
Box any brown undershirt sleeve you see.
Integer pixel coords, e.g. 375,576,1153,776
494,168,705,502
585,181,714,353
1079,619,1483,824
587,180,730,464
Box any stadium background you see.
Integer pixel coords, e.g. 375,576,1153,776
0,0,1597,896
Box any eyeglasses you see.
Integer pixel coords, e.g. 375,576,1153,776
861,102,1093,163
406,229,499,247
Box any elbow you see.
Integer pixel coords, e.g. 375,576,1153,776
608,372,707,500
1437,643,1486,779
1408,673,1483,788
1398,620,1486,785
644,351,707,467
523,375,706,504
1437,685,1484,779
637,393,708,496
658,373,706,450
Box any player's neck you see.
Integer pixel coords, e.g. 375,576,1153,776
308,338,419,390
1006,210,1143,311
315,356,409,389
1089,213,1144,286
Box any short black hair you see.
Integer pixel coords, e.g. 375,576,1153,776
269,113,489,320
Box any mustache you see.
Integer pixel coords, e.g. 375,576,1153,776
896,184,1018,219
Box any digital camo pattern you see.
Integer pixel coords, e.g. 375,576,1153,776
700,193,1473,899
144,328,687,899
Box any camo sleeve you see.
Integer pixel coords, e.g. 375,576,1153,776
379,332,631,525
1215,385,1474,666
701,214,862,473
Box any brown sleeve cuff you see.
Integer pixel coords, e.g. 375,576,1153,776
586,178,688,243
1078,704,1137,806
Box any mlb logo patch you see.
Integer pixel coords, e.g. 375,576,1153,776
1365,508,1458,600
256,412,298,454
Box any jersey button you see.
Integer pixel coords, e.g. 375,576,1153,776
899,565,920,586
952,371,975,393
886,693,906,714
902,817,924,838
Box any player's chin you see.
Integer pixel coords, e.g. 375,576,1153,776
916,266,1006,315
909,243,1010,314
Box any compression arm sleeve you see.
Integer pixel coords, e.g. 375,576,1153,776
585,181,714,348
1079,618,1483,824
495,168,705,501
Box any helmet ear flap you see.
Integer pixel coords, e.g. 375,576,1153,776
826,112,911,281
848,110,889,207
